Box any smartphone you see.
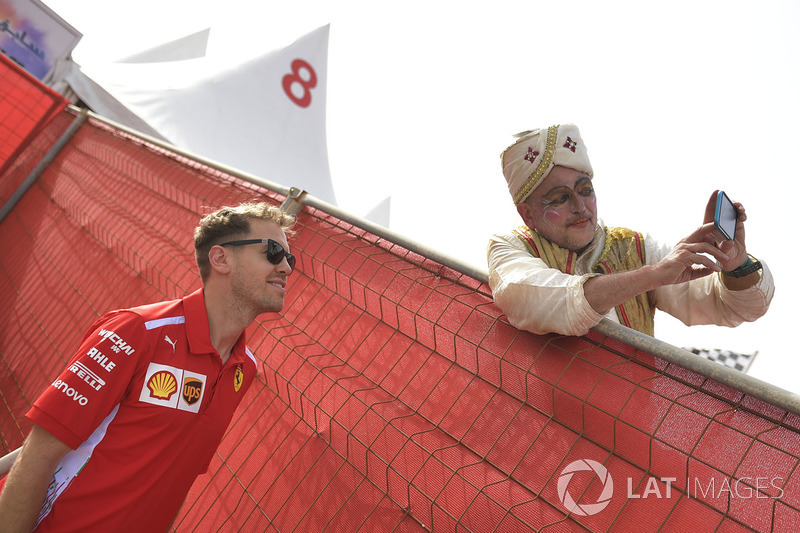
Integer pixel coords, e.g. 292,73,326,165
714,191,737,241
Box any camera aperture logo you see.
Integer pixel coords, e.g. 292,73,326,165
557,459,614,516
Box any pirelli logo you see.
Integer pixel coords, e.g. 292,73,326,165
139,363,206,413
68,361,106,391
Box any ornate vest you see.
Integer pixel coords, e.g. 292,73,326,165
513,225,655,336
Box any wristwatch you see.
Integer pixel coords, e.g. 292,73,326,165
722,255,762,278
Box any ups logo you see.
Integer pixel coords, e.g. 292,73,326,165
182,377,203,406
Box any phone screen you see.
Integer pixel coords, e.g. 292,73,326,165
715,191,737,240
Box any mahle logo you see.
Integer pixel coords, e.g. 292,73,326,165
557,459,614,516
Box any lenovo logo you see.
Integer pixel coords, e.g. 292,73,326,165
52,379,89,406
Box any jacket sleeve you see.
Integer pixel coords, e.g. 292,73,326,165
27,311,147,449
487,232,605,336
646,235,775,326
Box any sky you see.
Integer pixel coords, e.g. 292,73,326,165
46,0,800,395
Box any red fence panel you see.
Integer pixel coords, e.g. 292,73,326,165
0,54,68,190
1,113,799,530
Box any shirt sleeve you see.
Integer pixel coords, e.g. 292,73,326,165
646,235,775,326
487,232,605,336
27,311,148,449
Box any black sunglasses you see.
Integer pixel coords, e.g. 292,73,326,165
219,239,296,272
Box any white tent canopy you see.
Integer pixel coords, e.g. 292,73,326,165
49,25,338,206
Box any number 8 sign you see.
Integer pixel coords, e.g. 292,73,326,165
282,59,318,108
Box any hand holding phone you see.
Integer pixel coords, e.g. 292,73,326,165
714,191,737,241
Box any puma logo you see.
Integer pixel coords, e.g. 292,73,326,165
165,335,177,353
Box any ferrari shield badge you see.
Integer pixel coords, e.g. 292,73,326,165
234,366,244,392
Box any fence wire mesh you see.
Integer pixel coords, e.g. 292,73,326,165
0,54,68,184
1,60,799,532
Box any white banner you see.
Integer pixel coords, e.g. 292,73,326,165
0,0,81,80
82,24,335,204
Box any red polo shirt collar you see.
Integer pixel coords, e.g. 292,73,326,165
183,288,247,362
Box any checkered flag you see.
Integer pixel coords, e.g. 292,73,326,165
686,348,758,373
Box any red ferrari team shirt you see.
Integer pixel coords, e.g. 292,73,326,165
25,288,257,532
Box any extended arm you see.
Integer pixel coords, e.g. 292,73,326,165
586,190,766,317
0,425,70,533
583,222,729,315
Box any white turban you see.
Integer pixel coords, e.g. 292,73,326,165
501,124,593,204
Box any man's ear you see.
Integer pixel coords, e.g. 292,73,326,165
208,245,232,275
516,202,535,229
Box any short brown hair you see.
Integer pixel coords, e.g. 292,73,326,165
194,202,296,280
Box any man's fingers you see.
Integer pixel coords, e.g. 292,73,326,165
703,190,719,224
686,252,723,272
685,222,720,243
677,241,728,264
688,265,717,280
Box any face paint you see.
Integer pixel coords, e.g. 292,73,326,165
544,209,562,221
519,166,598,252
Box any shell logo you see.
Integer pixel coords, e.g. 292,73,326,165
147,370,178,400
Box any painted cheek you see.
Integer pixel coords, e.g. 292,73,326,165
543,207,563,223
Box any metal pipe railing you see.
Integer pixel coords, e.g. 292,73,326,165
62,106,800,419
0,108,88,224
79,107,489,283
593,319,800,416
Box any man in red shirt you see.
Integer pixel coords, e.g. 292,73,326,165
0,202,296,532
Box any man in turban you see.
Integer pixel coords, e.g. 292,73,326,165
487,124,774,336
